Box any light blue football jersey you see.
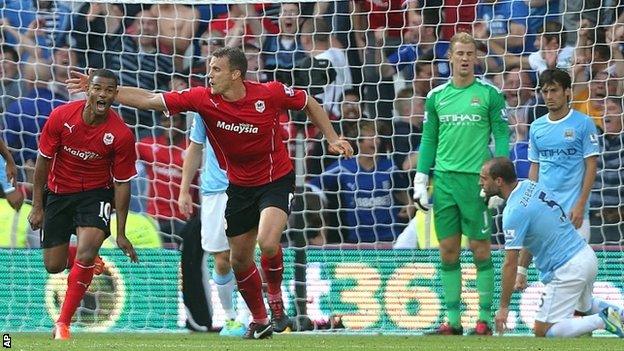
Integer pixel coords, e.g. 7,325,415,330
503,180,588,284
528,109,599,217
0,155,15,194
189,113,228,194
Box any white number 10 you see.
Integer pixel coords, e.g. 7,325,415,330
99,201,111,220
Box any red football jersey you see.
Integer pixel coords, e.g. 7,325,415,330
136,135,189,220
38,100,137,194
162,80,307,186
361,0,406,38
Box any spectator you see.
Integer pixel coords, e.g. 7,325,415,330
504,66,535,142
572,69,610,130
108,10,174,137
307,120,412,243
475,0,533,72
189,28,225,77
387,7,450,81
0,45,23,112
3,61,64,182
48,45,83,101
352,0,405,119
70,2,124,68
589,97,624,244
392,88,423,170
150,4,200,71
262,3,308,77
136,114,190,247
1,0,71,59
300,18,352,118
527,21,574,74
412,58,439,98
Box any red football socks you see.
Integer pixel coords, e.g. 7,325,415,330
235,264,268,324
57,260,94,325
261,248,284,300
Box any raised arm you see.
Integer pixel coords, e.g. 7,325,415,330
67,71,166,111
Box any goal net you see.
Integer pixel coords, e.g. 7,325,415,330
0,0,623,334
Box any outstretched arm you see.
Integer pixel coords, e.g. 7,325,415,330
304,96,353,157
67,71,166,111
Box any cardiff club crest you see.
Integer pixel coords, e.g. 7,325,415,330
255,100,266,113
103,133,114,145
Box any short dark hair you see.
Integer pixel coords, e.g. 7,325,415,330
539,69,571,91
1,45,19,62
89,68,119,86
486,157,517,184
342,88,361,101
541,21,565,45
212,46,248,77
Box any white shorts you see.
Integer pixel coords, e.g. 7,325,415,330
200,192,229,253
535,245,597,323
578,218,590,242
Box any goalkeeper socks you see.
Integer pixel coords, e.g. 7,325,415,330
440,260,462,328
546,315,604,337
474,257,494,324
260,247,284,298
66,245,77,270
213,269,237,320
235,264,268,324
58,260,95,325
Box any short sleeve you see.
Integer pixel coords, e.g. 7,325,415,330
189,113,206,145
112,132,138,182
583,118,600,158
266,81,308,111
162,87,206,116
528,127,539,162
503,207,529,250
38,108,62,159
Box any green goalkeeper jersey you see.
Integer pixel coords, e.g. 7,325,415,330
416,78,509,174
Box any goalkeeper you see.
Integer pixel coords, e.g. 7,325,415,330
412,32,509,335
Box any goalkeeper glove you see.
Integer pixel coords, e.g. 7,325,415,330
480,189,505,209
412,172,430,212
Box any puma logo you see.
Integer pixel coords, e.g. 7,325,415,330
64,123,75,133
210,98,219,107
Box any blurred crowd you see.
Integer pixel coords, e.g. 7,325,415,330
1,0,624,248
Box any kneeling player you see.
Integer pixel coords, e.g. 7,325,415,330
480,157,624,338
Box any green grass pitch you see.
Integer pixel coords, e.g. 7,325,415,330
7,333,622,351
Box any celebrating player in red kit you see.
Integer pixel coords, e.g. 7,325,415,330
29,69,139,340
68,47,353,339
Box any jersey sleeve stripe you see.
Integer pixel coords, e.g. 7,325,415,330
504,246,523,250
299,90,309,111
528,157,539,163
189,136,204,144
113,174,138,183
584,152,599,158
39,150,53,159
159,94,171,117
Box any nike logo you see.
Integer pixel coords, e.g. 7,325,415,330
481,227,490,235
439,99,450,107
253,325,272,339
64,123,75,133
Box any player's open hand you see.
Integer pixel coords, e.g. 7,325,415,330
117,235,138,263
27,206,44,230
177,192,193,219
495,307,509,335
328,138,353,158
66,69,91,94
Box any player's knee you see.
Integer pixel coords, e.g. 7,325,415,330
257,241,278,257
75,251,97,265
44,262,66,274
213,252,231,274
469,242,491,261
